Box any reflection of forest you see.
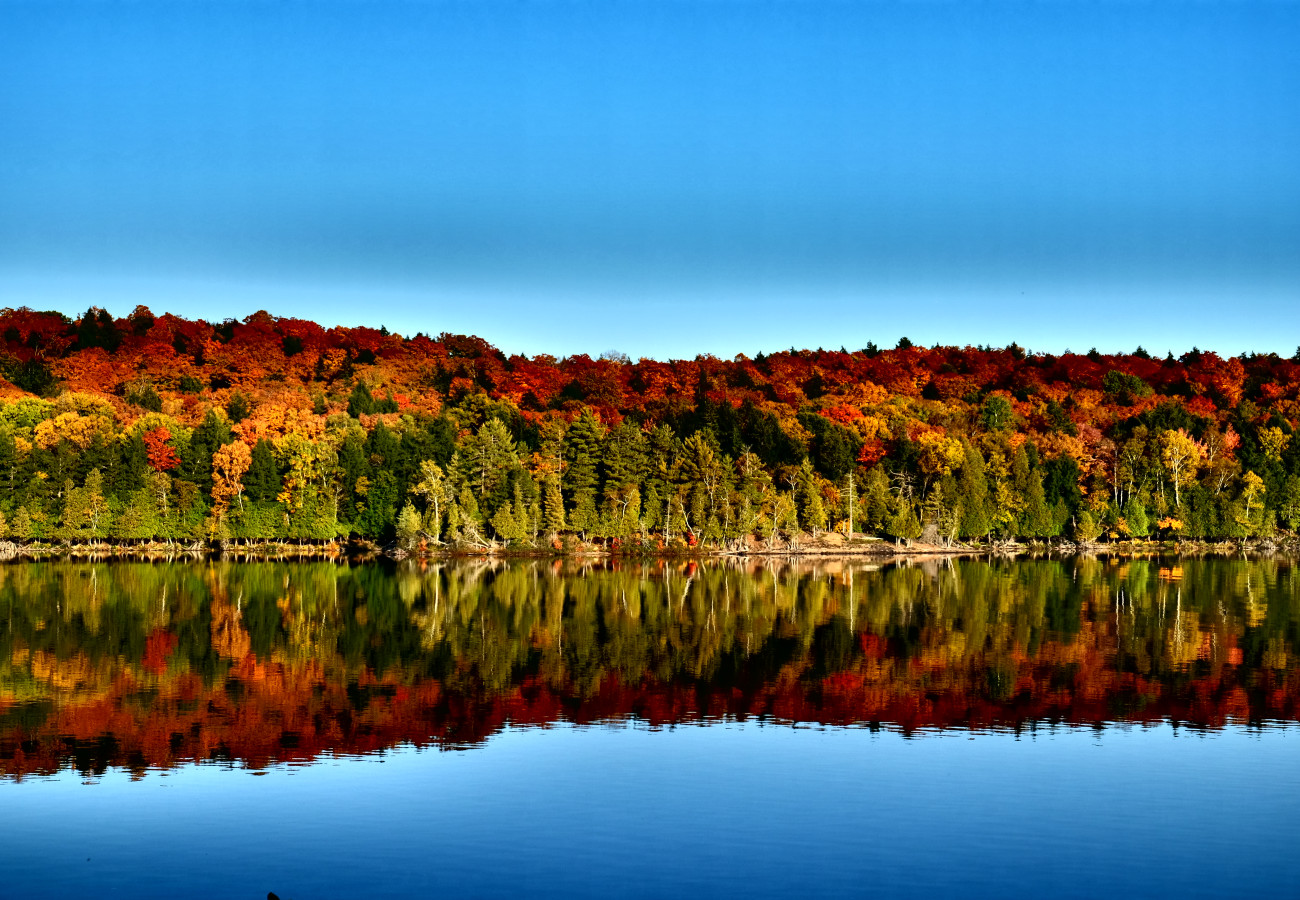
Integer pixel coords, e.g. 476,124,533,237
1,558,1298,777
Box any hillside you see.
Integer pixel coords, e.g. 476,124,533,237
0,305,1297,547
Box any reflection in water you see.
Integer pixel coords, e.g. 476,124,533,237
1,556,1298,777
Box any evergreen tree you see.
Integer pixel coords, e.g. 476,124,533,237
348,381,374,417
861,467,891,533
490,499,524,543
563,409,604,524
797,461,828,533
181,409,233,494
885,494,921,541
601,422,648,500
1021,469,1055,538
459,418,519,508
958,444,991,541
243,440,282,503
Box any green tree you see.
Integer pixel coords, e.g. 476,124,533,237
243,439,281,503
958,444,991,541
563,409,605,537
396,503,422,549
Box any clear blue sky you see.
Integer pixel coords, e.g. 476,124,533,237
2,1,1297,359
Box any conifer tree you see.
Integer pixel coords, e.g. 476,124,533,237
861,467,891,533
563,408,605,520
1021,469,1055,538
958,444,991,541
542,475,565,536
243,440,281,504
886,493,921,542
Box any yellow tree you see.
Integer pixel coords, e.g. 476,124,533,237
1237,470,1267,536
1259,426,1291,463
1159,429,1203,509
212,441,253,513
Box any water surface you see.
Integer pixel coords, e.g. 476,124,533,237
1,557,1297,897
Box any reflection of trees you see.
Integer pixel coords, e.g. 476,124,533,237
2,557,1300,777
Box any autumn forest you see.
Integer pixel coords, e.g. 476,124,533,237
1,305,1298,551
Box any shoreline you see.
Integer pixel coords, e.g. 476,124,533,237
1,534,1297,564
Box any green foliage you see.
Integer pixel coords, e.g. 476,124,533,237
126,384,163,412
4,359,60,397
1103,370,1153,406
242,440,281,504
979,395,1015,432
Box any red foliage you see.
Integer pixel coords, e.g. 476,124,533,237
143,427,180,471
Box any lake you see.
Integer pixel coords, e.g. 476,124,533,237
1,556,1298,898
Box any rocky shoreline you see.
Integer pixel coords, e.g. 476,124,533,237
0,532,1297,564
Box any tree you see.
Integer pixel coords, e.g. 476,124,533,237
563,408,604,521
1280,476,1300,533
396,503,422,549
980,395,1015,432
958,444,991,541
1074,509,1103,543
143,427,180,472
459,417,519,504
1159,429,1202,510
243,439,281,503
1020,468,1054,538
412,460,450,542
1236,470,1267,537
212,441,253,513
542,475,565,536
61,468,109,538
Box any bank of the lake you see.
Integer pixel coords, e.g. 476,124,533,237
1,531,1299,564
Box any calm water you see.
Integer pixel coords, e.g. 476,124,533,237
1,557,1298,898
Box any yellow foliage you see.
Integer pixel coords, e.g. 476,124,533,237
34,412,111,450
1260,426,1291,462
913,430,964,476
211,440,253,513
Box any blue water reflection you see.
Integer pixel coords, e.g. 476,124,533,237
3,721,1297,899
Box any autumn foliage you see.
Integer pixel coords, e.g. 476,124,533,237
0,305,1298,546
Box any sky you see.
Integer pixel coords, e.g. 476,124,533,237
1,0,1298,360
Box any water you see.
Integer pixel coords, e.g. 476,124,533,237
1,557,1298,898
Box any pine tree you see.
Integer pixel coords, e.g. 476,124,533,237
958,444,991,541
799,463,828,533
563,408,605,520
457,483,483,543
886,494,921,542
243,440,281,503
490,501,523,543
1021,469,1055,538
542,475,566,536
861,467,891,533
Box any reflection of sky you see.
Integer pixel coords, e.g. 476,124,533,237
1,724,1298,898
2,2,1298,358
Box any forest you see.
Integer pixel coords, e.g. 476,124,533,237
0,304,1298,550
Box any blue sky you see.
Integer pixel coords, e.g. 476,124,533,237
2,1,1297,359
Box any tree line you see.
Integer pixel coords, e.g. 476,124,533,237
0,306,1298,548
